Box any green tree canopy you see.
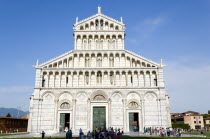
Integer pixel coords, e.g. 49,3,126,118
6,113,11,117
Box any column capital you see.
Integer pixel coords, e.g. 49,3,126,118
54,99,59,103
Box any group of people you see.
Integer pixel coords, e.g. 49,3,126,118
79,127,123,139
64,126,185,138
65,130,73,139
143,127,182,137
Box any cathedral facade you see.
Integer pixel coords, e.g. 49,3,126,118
28,7,171,134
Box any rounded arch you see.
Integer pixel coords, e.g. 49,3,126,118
144,91,158,100
41,91,55,99
59,100,71,110
91,90,108,101
126,91,141,99
58,91,72,100
80,25,84,30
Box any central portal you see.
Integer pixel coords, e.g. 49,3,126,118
129,112,139,132
60,113,70,132
93,107,106,130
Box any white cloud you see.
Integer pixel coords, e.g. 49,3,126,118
143,16,164,25
127,15,166,45
0,86,33,94
164,59,210,114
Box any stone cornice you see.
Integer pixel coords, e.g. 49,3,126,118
41,67,159,71
34,87,165,90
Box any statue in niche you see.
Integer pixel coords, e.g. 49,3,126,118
60,102,70,109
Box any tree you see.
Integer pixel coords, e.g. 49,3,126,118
208,110,210,114
6,113,11,117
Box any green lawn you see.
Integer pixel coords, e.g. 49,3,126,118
183,131,210,138
0,133,27,137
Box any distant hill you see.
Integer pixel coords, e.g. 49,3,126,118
0,107,28,118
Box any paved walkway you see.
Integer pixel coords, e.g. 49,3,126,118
0,132,207,138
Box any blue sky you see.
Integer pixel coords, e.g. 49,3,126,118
0,0,210,113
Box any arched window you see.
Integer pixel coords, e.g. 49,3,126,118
97,57,102,67
109,56,114,67
60,102,70,109
110,73,114,85
93,95,105,101
83,39,87,49
128,101,139,108
97,72,102,84
85,57,90,67
112,40,116,49
85,73,89,85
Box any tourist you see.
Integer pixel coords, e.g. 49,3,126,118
86,131,91,139
79,128,82,137
80,132,84,139
149,127,152,135
167,128,170,136
65,127,68,132
160,128,164,137
133,125,137,132
41,131,45,139
169,127,173,136
178,128,181,137
201,130,204,136
69,130,72,139
66,131,69,139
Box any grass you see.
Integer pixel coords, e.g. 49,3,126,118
0,133,27,136
183,131,210,138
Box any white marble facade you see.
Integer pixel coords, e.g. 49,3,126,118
28,7,171,134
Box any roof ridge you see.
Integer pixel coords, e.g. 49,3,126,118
125,50,160,66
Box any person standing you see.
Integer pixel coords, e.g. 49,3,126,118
69,130,72,139
87,131,91,139
66,131,69,139
41,131,45,139
133,125,137,132
79,128,82,137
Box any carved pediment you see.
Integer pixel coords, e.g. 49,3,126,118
74,13,125,31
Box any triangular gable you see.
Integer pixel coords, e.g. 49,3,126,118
74,13,124,27
38,50,74,68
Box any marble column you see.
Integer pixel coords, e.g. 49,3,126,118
87,98,91,130
72,99,77,131
122,99,127,132
54,99,59,132
141,99,145,129
108,98,111,127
